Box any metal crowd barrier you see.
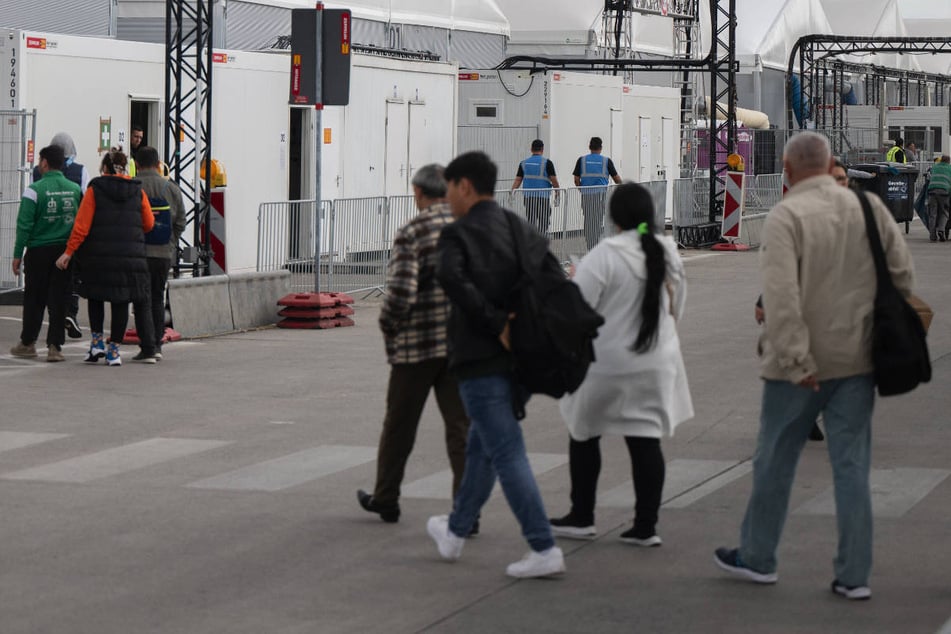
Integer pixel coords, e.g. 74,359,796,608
0,200,24,294
258,182,674,294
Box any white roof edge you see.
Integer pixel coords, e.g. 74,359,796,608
230,0,509,36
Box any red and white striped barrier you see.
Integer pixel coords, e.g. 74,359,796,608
201,190,226,275
712,172,750,251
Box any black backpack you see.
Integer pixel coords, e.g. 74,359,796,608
504,212,604,404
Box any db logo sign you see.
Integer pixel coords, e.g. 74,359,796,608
26,37,47,49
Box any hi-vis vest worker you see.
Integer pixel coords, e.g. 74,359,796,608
886,139,907,163
579,154,609,187
573,137,621,194
520,154,552,198
511,139,559,198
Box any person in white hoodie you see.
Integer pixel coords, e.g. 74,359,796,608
550,182,693,546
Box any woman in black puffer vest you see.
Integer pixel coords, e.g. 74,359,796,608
56,147,157,366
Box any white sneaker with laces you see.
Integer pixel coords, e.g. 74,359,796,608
506,547,566,578
427,515,464,561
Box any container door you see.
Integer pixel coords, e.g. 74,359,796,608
662,117,676,220
384,98,408,196
639,116,653,183
610,108,624,176
407,100,428,189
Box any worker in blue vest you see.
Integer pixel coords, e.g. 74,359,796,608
511,139,560,235
573,136,622,251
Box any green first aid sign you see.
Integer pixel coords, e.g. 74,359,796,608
99,118,111,153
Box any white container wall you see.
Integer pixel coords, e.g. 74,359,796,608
2,29,459,274
457,70,680,216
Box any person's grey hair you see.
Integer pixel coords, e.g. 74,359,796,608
49,132,78,159
784,132,831,172
411,163,446,198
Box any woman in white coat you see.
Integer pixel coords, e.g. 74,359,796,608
550,182,693,546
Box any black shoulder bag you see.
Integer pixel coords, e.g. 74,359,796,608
856,190,931,396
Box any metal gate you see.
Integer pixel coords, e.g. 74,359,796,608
1,109,36,292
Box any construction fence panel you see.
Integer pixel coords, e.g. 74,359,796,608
0,200,23,293
257,183,675,294
325,196,390,294
738,173,784,249
673,178,709,228
257,199,326,293
0,110,36,202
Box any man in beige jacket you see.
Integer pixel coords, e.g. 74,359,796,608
715,132,914,601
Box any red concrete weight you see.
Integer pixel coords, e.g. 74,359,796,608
277,317,352,329
277,293,339,308
278,305,355,319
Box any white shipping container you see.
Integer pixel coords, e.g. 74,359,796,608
457,70,680,218
0,28,458,273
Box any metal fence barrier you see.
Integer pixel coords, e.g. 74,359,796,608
259,182,676,294
0,200,23,294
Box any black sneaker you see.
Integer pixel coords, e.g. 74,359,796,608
65,315,83,339
549,512,597,540
713,547,778,584
154,345,163,361
831,580,871,600
356,489,400,523
131,351,158,364
619,527,662,547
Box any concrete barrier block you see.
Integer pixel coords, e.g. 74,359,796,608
229,270,292,330
168,275,234,338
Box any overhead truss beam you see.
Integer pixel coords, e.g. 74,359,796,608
499,0,736,234
788,36,951,130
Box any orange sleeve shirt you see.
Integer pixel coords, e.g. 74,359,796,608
66,182,155,255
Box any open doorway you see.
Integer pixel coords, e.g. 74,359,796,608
129,97,160,162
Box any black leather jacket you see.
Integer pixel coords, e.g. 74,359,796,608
436,199,551,378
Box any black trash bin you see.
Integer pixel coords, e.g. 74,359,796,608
850,163,919,227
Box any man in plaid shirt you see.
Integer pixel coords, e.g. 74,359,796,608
357,164,470,525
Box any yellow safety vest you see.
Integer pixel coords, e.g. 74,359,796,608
886,146,907,163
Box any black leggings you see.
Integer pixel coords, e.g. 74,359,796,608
87,298,155,353
568,435,665,533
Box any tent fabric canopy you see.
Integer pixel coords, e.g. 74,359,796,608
496,0,951,74
230,0,510,35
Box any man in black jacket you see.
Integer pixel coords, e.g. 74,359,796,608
425,151,565,579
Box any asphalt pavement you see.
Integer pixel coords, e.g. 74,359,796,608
0,222,949,634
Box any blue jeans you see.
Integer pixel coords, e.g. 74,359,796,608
740,374,875,587
448,373,555,552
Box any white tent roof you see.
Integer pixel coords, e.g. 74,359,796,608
496,0,951,75
231,0,510,35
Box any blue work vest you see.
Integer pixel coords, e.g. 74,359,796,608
521,155,551,198
579,154,609,188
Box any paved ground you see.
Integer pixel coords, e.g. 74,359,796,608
1,223,949,634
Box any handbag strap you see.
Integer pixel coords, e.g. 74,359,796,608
856,190,894,293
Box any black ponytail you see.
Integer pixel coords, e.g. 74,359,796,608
608,182,666,353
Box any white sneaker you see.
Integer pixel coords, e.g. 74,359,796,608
427,515,464,561
506,547,566,579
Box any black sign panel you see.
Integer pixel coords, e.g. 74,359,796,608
289,8,351,107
